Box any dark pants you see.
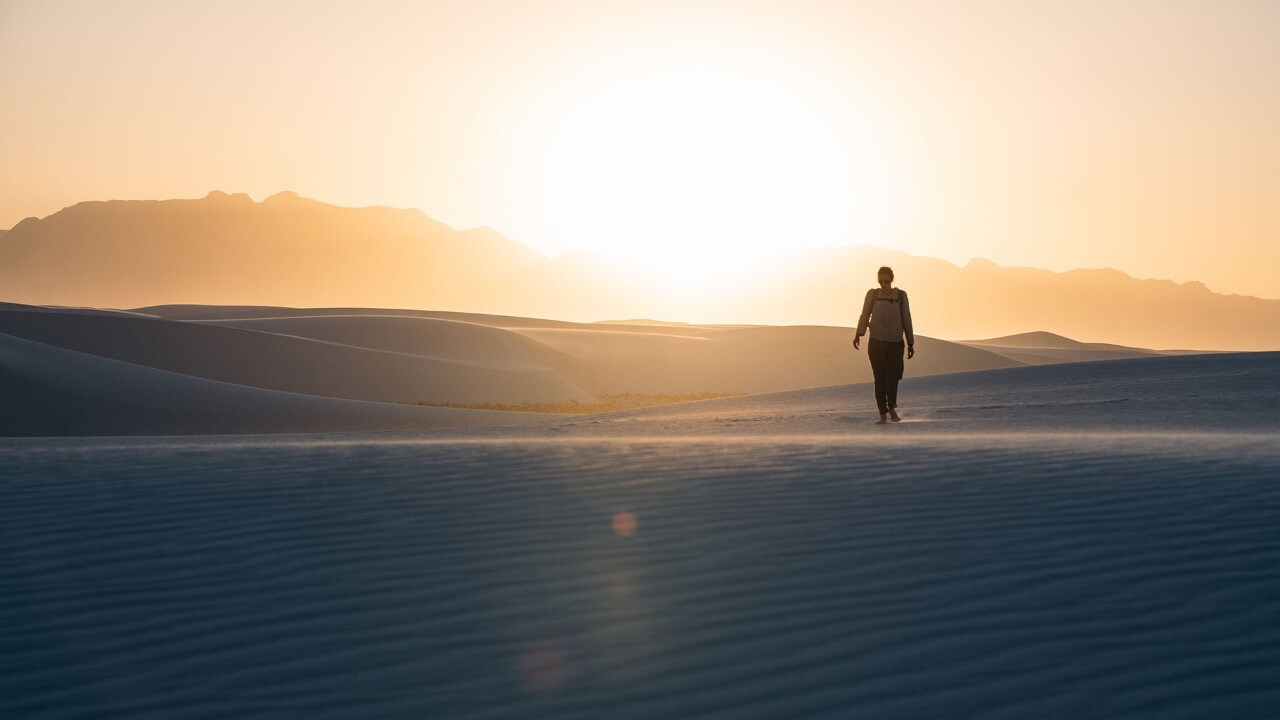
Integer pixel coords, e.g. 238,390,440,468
867,338,905,415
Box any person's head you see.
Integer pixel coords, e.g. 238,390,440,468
877,266,894,287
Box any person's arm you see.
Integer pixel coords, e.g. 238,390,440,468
901,290,915,357
854,289,874,347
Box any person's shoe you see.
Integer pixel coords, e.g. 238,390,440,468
876,413,888,425
888,408,901,422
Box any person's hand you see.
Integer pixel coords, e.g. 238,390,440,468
852,337,860,350
907,345,915,359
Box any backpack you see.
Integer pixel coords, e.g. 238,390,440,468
873,288,906,327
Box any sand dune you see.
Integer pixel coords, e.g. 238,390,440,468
516,324,1020,395
199,314,573,370
487,350,1280,437
966,330,1124,349
200,308,1024,395
960,331,1167,365
0,302,1149,437
7,302,1254,438
146,304,1021,394
137,303,732,335
3,350,1277,717
0,306,595,407
0,333,543,436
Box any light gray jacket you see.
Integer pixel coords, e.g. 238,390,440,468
856,287,914,346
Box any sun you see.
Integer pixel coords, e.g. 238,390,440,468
521,42,900,286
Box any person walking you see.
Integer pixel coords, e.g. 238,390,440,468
853,266,915,423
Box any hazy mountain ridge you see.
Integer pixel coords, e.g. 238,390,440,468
713,244,1280,350
2,191,1276,350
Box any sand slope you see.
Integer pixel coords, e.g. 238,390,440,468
195,314,576,370
144,304,1023,393
3,351,1277,718
1,302,1024,436
0,333,544,436
488,350,1280,438
0,306,595,406
9,302,1250,437
516,324,1020,394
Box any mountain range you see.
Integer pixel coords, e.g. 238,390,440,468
2,191,1275,350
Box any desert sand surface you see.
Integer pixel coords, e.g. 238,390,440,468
3,302,1029,436
0,305,596,410
0,333,542,436
463,350,1279,438
2,340,1278,718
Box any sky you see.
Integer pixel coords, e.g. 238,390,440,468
2,0,1278,298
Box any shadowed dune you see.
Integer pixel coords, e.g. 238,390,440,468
484,350,1280,437
0,303,1020,422
137,303,740,335
0,306,596,406
4,302,1265,437
199,314,578,370
516,324,1018,395
0,333,542,436
145,304,1021,394
3,350,1278,718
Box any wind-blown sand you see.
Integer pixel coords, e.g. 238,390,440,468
3,348,1278,718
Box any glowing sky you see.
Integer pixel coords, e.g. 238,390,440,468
2,0,1277,297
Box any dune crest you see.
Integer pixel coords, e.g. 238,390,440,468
2,302,1259,437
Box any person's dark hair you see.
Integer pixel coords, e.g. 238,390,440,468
877,266,894,281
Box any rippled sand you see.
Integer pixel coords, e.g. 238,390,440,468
3,352,1279,719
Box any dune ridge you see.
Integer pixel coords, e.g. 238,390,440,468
0,307,595,406
0,333,542,436
1,302,1028,436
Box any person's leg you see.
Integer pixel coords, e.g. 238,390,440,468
886,341,905,409
867,339,888,416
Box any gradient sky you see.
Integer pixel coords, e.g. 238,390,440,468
3,0,1278,297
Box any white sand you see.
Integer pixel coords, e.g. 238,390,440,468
0,305,595,409
0,333,544,436
2,349,1277,718
2,303,1028,435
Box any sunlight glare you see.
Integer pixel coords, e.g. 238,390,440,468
530,44,898,286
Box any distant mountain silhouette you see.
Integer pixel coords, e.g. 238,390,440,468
0,190,558,312
2,191,1276,350
697,244,1280,350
